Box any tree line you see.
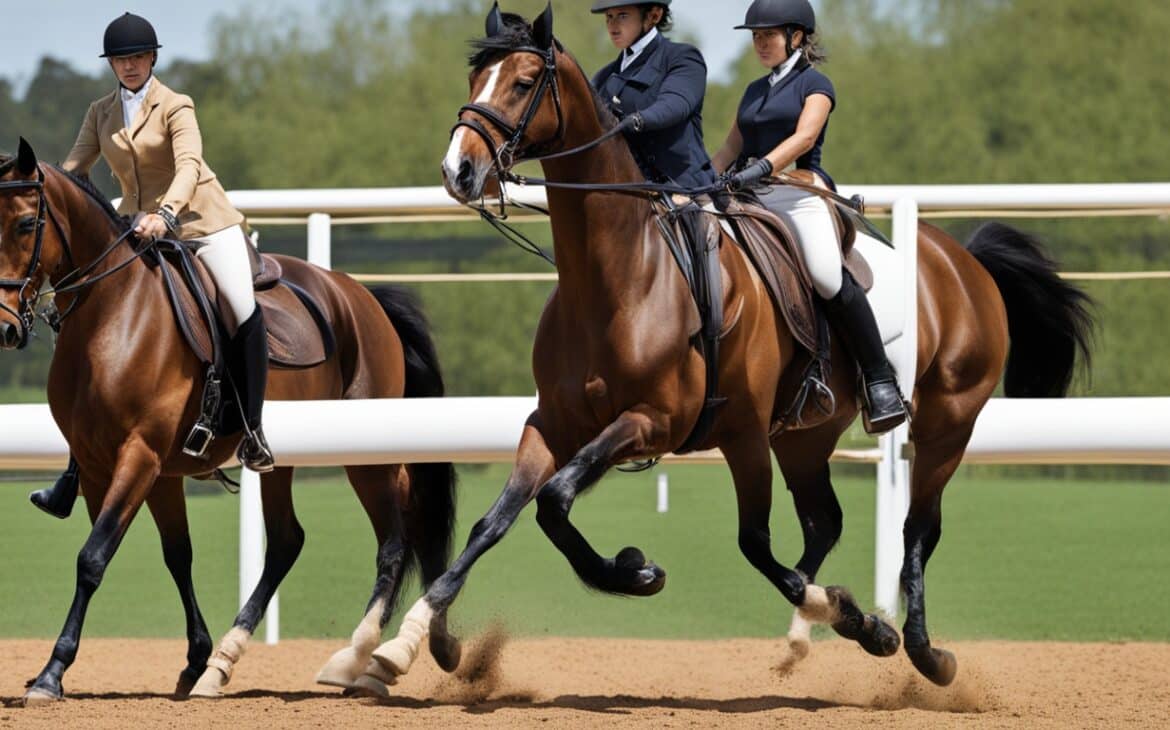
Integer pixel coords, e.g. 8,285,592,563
0,0,1167,403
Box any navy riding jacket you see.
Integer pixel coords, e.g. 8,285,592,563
736,57,837,190
592,35,718,189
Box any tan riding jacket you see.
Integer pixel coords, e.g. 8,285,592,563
62,77,244,239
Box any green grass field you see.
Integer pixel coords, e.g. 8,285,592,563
2,464,1167,643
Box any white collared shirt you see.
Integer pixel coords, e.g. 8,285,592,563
620,27,660,72
769,49,803,86
120,76,153,129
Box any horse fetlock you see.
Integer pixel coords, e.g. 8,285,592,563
370,598,433,677
797,583,840,624
188,627,251,698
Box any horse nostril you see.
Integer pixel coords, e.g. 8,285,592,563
456,160,475,189
0,323,18,347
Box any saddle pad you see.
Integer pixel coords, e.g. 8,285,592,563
163,255,333,369
852,232,906,355
718,201,819,355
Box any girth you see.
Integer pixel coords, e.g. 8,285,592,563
652,199,727,455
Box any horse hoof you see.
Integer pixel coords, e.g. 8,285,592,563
615,547,667,596
859,614,901,657
429,632,462,673
22,686,62,707
908,645,958,686
174,668,200,697
315,646,366,688
188,666,228,698
348,673,391,700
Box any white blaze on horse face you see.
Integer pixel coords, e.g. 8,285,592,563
443,61,505,186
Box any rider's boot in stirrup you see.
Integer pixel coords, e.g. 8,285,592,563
231,307,275,472
825,271,908,435
30,455,81,519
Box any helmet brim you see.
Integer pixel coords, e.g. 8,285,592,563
100,44,162,59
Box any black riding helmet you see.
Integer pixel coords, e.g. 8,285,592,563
100,12,162,58
735,0,816,33
590,0,671,13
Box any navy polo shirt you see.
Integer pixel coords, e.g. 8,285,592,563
736,60,836,189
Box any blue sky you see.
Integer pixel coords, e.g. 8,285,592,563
1,0,755,94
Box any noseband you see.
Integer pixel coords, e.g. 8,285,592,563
452,45,565,177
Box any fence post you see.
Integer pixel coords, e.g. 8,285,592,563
237,468,278,642
874,197,918,618
656,472,669,513
307,213,332,270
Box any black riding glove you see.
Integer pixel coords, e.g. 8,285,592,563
616,111,644,133
729,158,773,191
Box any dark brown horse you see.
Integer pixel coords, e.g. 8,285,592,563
0,140,459,704
369,5,1093,691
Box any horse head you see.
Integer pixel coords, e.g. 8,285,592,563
0,139,56,349
443,3,609,202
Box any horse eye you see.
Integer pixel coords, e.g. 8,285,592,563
514,80,535,94
17,217,37,234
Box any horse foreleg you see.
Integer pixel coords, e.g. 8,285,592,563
146,476,213,697
23,438,159,705
901,433,969,687
533,407,669,596
316,465,410,696
368,418,554,684
191,467,303,698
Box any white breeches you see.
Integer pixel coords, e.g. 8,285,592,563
757,185,843,299
191,225,257,334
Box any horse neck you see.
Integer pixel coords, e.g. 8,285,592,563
538,100,663,308
46,171,150,312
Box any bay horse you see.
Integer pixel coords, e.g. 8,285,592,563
0,140,460,704
368,4,1093,691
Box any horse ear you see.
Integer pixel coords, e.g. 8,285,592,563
532,3,554,49
485,1,503,37
16,137,37,175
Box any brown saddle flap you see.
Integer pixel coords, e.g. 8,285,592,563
720,200,819,355
165,253,331,369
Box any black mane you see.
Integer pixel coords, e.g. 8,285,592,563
0,155,14,177
467,14,616,133
53,165,128,228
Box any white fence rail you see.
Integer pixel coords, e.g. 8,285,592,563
8,183,1170,639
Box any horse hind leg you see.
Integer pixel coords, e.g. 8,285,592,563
900,431,970,687
774,431,900,662
191,467,304,698
316,465,413,696
146,476,213,697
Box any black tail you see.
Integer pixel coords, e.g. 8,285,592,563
368,285,457,587
965,223,1095,397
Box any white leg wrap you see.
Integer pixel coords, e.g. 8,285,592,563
797,584,840,624
190,626,252,698
369,598,433,677
786,608,814,659
316,600,386,688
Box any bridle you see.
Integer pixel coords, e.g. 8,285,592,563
0,165,150,348
0,167,72,346
452,44,566,180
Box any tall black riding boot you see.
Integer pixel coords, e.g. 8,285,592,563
825,271,908,434
30,455,80,519
230,307,275,472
